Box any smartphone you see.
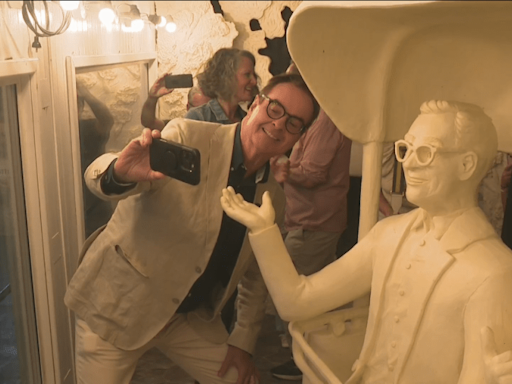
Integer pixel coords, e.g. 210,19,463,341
149,138,201,185
164,74,193,89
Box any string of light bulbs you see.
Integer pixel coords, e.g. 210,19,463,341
21,1,176,49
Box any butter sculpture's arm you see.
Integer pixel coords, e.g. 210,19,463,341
221,187,373,322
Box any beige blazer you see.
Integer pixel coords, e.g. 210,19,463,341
64,118,285,352
250,207,512,383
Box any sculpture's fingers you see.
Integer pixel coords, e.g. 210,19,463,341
260,192,275,223
221,189,235,209
481,326,499,362
497,374,512,384
261,191,272,209
494,360,512,379
494,351,512,364
223,187,238,205
220,194,229,207
234,191,246,206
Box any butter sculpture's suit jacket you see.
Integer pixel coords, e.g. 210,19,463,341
251,207,512,383
65,118,285,353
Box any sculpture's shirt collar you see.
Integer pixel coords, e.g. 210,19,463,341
409,206,498,253
412,208,470,240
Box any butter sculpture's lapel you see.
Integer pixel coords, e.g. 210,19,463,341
351,211,420,382
394,207,495,382
349,207,498,384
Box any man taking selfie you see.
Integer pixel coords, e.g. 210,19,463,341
64,73,319,384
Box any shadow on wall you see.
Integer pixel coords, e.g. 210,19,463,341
257,6,293,75
212,0,293,76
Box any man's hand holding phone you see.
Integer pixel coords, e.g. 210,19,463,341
113,128,166,184
149,138,201,185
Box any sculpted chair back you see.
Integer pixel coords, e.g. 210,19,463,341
290,307,369,384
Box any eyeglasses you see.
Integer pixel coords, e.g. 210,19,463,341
260,94,306,134
394,139,460,167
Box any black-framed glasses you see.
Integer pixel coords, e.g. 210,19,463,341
260,94,306,134
395,139,460,167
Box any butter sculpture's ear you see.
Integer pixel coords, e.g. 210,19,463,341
458,151,478,181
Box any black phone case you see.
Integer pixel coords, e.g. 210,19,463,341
164,74,193,89
149,138,201,185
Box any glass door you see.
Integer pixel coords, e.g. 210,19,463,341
0,85,41,384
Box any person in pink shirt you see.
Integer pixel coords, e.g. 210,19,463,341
268,63,352,380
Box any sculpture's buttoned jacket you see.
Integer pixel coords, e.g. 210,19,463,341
350,208,512,383
250,207,512,383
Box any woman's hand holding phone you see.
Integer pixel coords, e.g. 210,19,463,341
149,74,175,99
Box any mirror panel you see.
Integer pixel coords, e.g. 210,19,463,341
73,60,150,237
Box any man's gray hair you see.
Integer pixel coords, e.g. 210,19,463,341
187,86,203,106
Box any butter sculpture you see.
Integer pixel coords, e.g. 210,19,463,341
221,100,512,383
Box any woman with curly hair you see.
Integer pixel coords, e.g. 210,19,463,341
185,48,258,124
141,48,257,130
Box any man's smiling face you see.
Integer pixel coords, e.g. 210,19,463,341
242,83,314,159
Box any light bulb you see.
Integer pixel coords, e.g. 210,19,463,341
131,19,144,32
165,21,177,33
68,17,78,32
60,1,80,11
157,16,166,28
99,8,115,26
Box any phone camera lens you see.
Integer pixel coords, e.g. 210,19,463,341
180,151,195,171
165,150,177,169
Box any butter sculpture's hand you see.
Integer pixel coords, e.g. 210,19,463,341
221,187,275,234
481,326,512,384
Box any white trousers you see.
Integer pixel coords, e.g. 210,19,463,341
75,315,238,384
